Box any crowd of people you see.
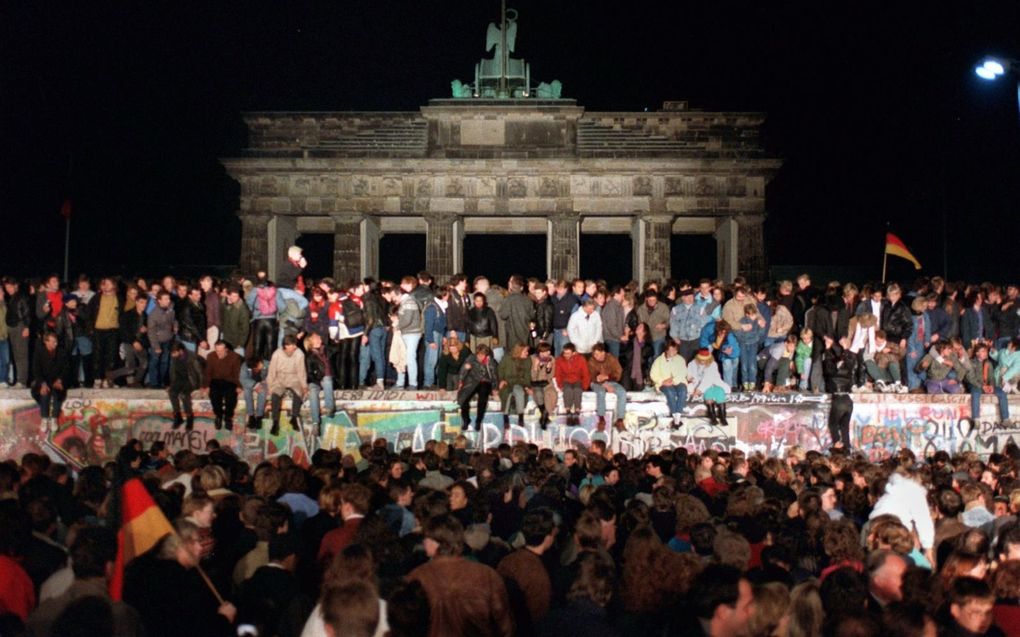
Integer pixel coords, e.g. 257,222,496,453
3,423,1020,636
2,251,1019,444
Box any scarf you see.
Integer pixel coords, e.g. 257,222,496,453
436,298,448,311
630,339,644,384
849,322,876,355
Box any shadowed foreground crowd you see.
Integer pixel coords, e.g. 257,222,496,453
6,436,1020,637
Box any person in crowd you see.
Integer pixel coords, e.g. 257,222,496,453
408,514,513,637
422,286,448,389
918,341,964,395
670,286,707,362
965,342,1011,425
3,277,31,387
31,331,69,431
457,343,499,431
529,341,559,429
146,290,177,388
330,282,365,390
178,285,208,355
763,334,798,392
437,337,470,391
305,332,335,434
734,303,766,391
395,276,424,390
567,299,603,356
268,334,307,435
55,294,93,388
554,343,590,426
688,347,730,427
247,277,281,363
241,356,269,429
466,291,499,355
498,343,533,429
794,327,816,392
204,339,242,429
221,284,251,356
650,339,688,428
168,341,203,431
588,343,626,431
637,290,671,358
499,274,536,353
108,294,150,387
620,321,654,391
89,277,121,388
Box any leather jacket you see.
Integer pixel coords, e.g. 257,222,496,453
178,301,207,343
533,298,554,340
467,307,498,339
881,300,913,344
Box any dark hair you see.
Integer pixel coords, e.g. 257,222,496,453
268,533,298,562
423,514,464,557
948,576,993,607
520,508,556,547
70,526,118,579
691,564,744,619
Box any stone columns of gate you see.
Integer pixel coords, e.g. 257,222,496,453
715,216,739,284
736,215,767,284
547,212,580,281
631,214,673,285
331,213,370,285
238,212,271,276
267,215,298,282
425,213,461,283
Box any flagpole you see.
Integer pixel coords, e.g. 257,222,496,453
881,246,887,284
63,214,70,283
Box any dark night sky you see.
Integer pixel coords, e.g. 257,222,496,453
2,1,1019,283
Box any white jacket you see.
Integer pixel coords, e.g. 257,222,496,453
567,310,603,354
869,473,935,550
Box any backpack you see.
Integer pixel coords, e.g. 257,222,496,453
256,286,277,317
341,297,365,328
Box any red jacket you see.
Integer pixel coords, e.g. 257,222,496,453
317,516,363,566
554,354,590,390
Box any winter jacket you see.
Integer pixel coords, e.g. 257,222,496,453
423,302,447,344
721,298,748,332
305,347,332,385
567,310,603,354
467,307,499,339
276,260,303,290
881,300,913,344
533,298,554,340
927,305,951,342
636,303,671,342
587,354,623,384
169,351,203,392
554,354,590,389
438,348,471,390
361,292,387,330
498,355,532,388
446,293,472,334
178,301,207,344
601,299,626,343
5,292,30,329
700,322,739,361
688,360,729,396
119,309,150,349
457,353,499,404
498,292,536,351
55,308,88,351
396,294,423,335
966,357,1003,391
221,300,251,350
669,302,706,342
767,305,794,340
649,353,688,391
870,473,935,550
804,305,834,340
147,305,176,345
822,343,862,393
619,338,653,391
961,306,994,346
734,316,764,347
32,345,69,389
552,293,579,330
992,348,1020,384
268,348,307,395
204,350,241,387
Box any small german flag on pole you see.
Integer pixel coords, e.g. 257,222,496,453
883,232,922,281
109,479,174,600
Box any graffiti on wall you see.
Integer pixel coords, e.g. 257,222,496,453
0,388,839,468
851,393,1020,460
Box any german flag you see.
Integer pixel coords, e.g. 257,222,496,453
109,478,174,601
885,233,922,270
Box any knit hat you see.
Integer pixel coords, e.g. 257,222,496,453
62,293,78,304
696,348,713,363
287,245,303,261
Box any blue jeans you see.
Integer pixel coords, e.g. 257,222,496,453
799,358,813,391
906,346,925,390
721,358,737,388
396,333,422,389
146,341,172,387
241,376,268,418
553,329,569,356
424,332,443,387
0,340,9,385
661,384,688,415
739,346,757,387
309,376,335,424
971,387,1010,422
592,381,627,418
359,326,388,386
605,340,621,359
652,338,665,359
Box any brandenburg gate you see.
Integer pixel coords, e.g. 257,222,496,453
222,7,780,285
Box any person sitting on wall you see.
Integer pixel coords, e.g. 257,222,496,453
688,347,730,427
31,331,69,433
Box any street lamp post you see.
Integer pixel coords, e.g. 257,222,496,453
975,57,1020,125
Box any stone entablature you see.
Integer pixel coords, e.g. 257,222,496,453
223,100,780,286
